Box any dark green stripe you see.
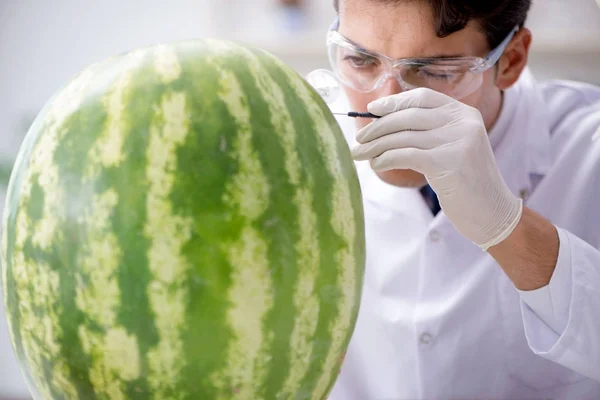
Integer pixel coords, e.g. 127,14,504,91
51,65,122,399
52,51,160,398
173,44,237,399
2,98,64,393
304,69,366,397
20,176,64,399
233,50,302,398
108,55,163,400
253,49,345,399
329,72,366,351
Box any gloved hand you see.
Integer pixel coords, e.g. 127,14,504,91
352,87,523,251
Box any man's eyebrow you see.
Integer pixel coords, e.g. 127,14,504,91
342,36,374,54
340,33,470,59
420,52,469,58
355,48,469,60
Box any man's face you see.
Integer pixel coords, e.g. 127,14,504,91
338,0,504,188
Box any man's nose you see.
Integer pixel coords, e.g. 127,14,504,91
377,74,405,97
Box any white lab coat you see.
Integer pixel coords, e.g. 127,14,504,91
328,69,600,400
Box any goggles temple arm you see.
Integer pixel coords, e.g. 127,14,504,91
483,25,520,67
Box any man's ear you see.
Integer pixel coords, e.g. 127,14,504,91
495,27,532,90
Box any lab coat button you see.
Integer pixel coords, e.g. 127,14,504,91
419,332,434,345
429,230,441,242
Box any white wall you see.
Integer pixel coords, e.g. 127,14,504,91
0,1,599,398
526,0,600,84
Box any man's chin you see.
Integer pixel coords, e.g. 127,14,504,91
375,169,427,188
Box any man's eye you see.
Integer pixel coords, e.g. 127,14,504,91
419,68,455,81
343,55,377,68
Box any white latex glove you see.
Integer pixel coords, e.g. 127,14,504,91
352,87,523,250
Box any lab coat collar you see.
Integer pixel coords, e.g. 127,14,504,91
341,67,552,222
488,67,552,202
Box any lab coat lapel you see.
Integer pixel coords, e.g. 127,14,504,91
489,68,552,203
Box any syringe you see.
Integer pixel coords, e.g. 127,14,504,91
332,112,381,119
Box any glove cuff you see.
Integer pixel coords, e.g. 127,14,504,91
476,195,524,251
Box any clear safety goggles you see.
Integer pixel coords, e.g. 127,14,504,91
327,18,519,100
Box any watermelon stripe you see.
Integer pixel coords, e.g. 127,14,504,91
241,49,323,399
198,41,307,398
154,44,183,84
248,48,350,399
223,51,301,400
1,170,9,303
3,70,100,399
67,49,151,400
107,51,163,400
84,50,146,179
258,58,342,399
55,48,152,400
53,90,112,400
209,46,306,399
205,44,275,399
143,47,194,400
264,51,363,399
75,189,140,399
170,41,236,399
4,61,107,398
1,181,17,358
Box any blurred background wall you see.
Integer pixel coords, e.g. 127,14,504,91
1,0,599,398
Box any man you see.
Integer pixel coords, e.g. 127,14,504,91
325,0,600,399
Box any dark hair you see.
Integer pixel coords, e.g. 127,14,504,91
333,0,531,49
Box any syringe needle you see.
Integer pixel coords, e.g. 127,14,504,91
332,112,381,119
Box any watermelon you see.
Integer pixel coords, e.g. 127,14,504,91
0,39,365,399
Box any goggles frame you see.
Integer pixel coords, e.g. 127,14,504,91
326,17,519,95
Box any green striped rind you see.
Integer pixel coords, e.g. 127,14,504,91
1,38,365,400
74,48,149,400
239,47,322,399
260,51,365,398
143,45,193,400
203,43,276,400
1,55,121,399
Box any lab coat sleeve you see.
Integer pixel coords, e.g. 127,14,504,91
517,227,600,381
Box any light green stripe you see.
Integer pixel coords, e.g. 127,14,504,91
7,58,104,398
154,44,182,83
144,87,192,400
1,187,9,315
74,191,121,325
241,48,322,396
28,55,114,251
206,42,274,399
76,189,140,400
281,185,320,396
85,48,146,179
73,49,148,400
265,53,360,399
12,255,68,399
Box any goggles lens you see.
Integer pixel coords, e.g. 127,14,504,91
328,37,486,99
